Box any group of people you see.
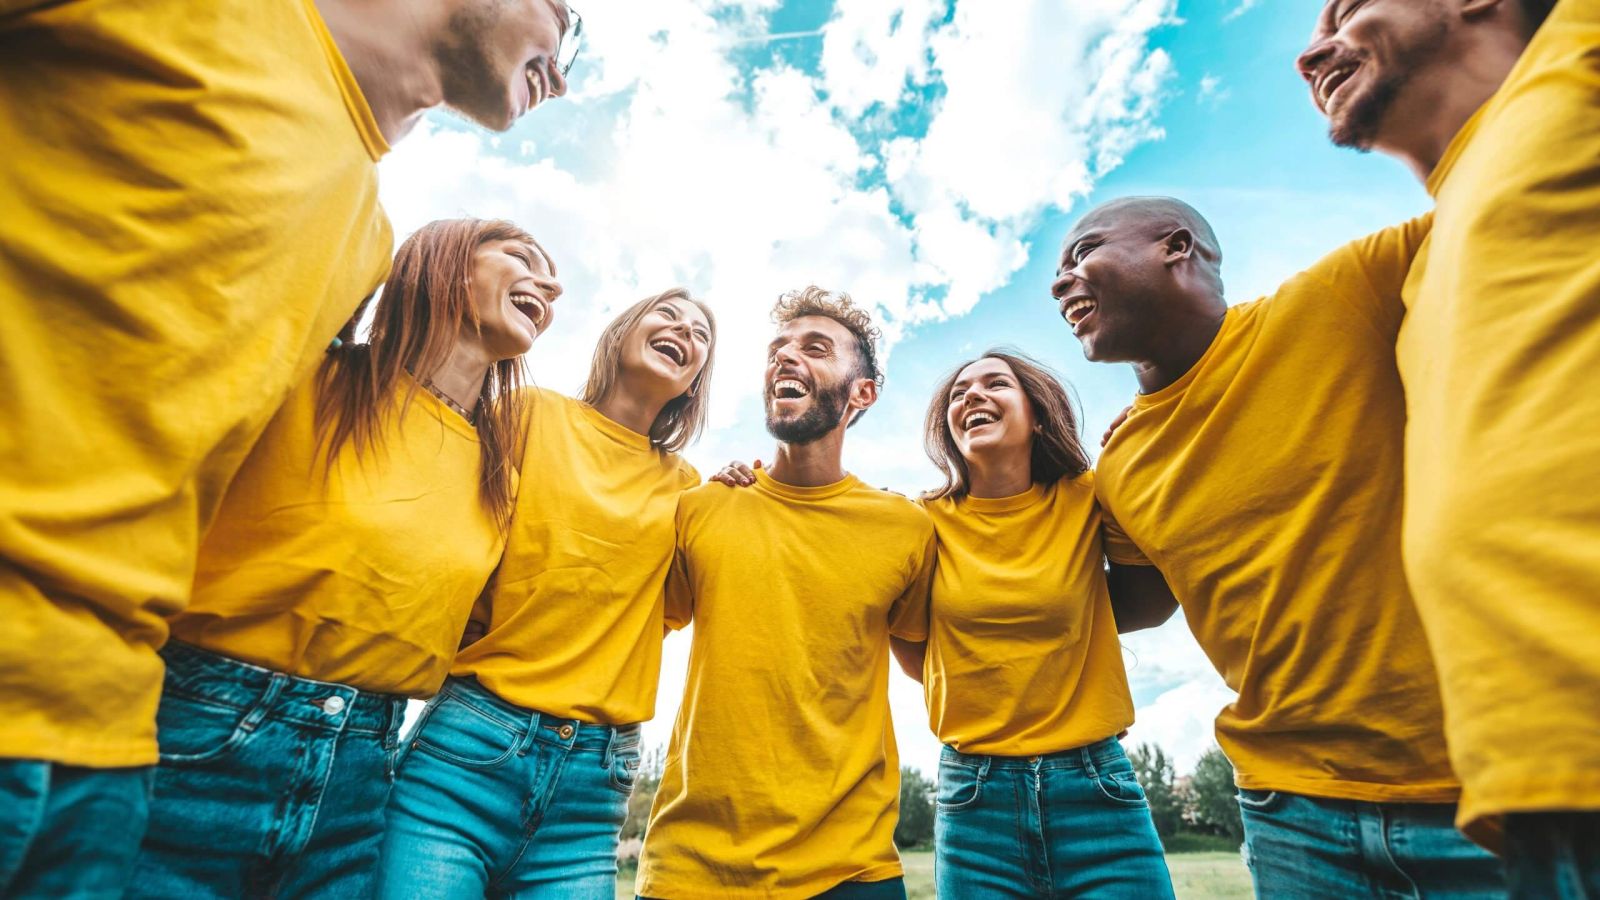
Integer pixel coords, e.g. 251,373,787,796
0,0,1594,898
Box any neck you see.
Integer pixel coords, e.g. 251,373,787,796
767,430,848,488
592,382,670,439
314,0,446,144
423,341,494,415
1375,35,1526,183
1133,298,1228,394
966,451,1033,499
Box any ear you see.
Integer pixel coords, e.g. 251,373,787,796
1459,0,1510,20
1162,228,1196,267
849,378,879,415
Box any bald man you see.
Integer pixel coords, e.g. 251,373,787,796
1053,197,1504,895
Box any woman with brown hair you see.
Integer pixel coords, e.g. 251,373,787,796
380,288,716,899
906,348,1175,898
127,218,559,898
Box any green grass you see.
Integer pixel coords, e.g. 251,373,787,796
618,850,1250,898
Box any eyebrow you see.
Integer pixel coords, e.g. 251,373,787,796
1059,231,1101,267
767,330,835,353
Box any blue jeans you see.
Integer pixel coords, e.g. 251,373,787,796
1238,789,1507,898
1505,812,1600,899
0,760,150,899
379,677,641,899
934,738,1174,899
640,877,906,899
127,642,406,899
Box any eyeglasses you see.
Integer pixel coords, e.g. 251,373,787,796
556,6,584,79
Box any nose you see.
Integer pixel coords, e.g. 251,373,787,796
1050,269,1075,301
1296,37,1335,85
537,274,562,305
546,60,568,98
773,342,802,369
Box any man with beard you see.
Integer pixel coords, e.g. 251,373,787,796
1298,0,1598,886
1056,196,1505,895
635,287,936,900
0,0,575,892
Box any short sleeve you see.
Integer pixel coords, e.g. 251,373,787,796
1102,509,1152,567
888,527,937,641
1306,213,1434,335
663,547,693,631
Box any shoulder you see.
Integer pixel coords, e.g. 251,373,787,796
850,483,934,534
665,453,701,487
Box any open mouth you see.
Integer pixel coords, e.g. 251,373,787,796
771,378,810,401
963,410,998,432
511,291,547,330
649,336,688,367
1061,296,1098,334
1316,60,1360,112
523,65,545,113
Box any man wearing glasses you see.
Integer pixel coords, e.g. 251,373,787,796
0,0,578,895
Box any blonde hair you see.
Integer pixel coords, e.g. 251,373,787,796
579,288,716,453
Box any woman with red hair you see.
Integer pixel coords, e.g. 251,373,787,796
128,218,561,897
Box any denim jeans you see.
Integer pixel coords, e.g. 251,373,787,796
1238,789,1507,898
379,677,641,899
1505,812,1600,900
934,738,1175,899
127,642,406,899
0,760,151,899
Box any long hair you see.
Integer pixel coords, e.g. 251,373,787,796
316,218,553,529
579,288,717,453
923,349,1091,501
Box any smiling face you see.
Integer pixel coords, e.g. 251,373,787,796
1050,210,1168,363
439,0,571,132
619,297,713,399
763,315,866,445
467,238,561,360
1297,0,1452,150
946,357,1037,468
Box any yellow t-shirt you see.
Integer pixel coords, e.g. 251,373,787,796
1397,0,1600,843
452,389,699,724
168,374,504,698
922,475,1136,756
0,0,392,766
637,470,936,900
1096,216,1460,803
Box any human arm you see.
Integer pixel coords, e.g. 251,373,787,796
889,637,927,684
1106,562,1178,633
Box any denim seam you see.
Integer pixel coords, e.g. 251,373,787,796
492,743,568,893
1373,804,1421,899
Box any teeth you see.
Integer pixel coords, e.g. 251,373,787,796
650,339,685,365
1319,63,1355,106
1064,298,1096,325
772,378,809,398
964,412,997,430
511,293,545,324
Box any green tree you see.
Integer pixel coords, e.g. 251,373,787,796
1187,745,1244,843
1127,743,1182,837
895,766,935,850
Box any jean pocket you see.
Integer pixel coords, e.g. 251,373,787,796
411,695,521,770
1236,788,1283,813
155,689,261,766
607,744,642,796
936,761,985,812
1094,766,1150,808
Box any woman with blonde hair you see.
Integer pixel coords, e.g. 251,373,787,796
381,288,716,898
129,218,561,897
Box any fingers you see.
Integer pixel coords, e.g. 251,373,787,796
1102,405,1133,447
712,460,757,487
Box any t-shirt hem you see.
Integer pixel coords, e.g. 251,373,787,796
1457,770,1600,851
0,734,158,769
637,862,904,900
1235,773,1460,804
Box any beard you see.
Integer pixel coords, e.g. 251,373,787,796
438,1,514,130
1326,16,1449,151
765,378,850,445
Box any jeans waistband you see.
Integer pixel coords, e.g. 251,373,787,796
942,735,1128,772
439,676,640,753
161,641,405,736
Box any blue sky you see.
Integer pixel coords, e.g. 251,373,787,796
380,0,1432,775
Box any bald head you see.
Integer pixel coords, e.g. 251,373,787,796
1066,196,1223,280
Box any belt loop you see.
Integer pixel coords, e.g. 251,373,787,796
1080,745,1098,778
602,725,618,768
241,673,286,733
977,755,992,781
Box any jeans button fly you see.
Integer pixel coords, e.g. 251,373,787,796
558,724,575,739
321,696,346,715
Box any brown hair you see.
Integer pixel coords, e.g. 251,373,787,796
1520,0,1554,30
771,285,883,426
316,218,552,529
923,349,1091,501
579,288,717,453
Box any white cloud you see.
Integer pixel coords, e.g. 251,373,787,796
1223,0,1261,23
1198,72,1230,106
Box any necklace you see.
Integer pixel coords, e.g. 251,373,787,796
422,380,476,426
